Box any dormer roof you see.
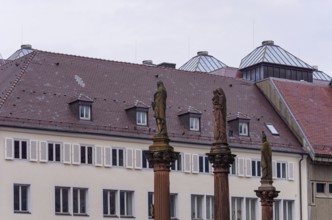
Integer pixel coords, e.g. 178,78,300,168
179,51,227,72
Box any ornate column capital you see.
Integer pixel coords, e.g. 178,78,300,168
255,185,280,206
207,144,235,170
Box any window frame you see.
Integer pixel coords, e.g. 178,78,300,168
251,160,261,177
189,116,200,131
239,122,249,136
245,198,257,220
79,105,91,120
48,142,62,162
112,148,125,167
13,184,30,214
171,153,182,171
103,189,117,217
80,145,93,165
73,188,88,216
206,195,214,220
14,139,28,160
136,111,147,126
276,161,287,179
120,191,134,217
191,194,203,219
283,200,294,220
231,197,243,220
198,155,210,173
55,186,70,215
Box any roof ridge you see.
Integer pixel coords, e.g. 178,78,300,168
0,51,36,109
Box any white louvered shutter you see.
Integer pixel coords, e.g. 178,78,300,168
238,158,245,176
39,141,48,162
135,149,142,169
209,162,214,175
29,140,38,162
5,138,14,160
288,162,294,181
126,148,134,169
192,154,199,174
94,146,103,167
62,143,71,164
104,147,112,167
72,144,80,165
272,161,277,179
184,153,191,173
245,158,252,177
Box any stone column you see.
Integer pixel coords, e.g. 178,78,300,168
144,137,179,220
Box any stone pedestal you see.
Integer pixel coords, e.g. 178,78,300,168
255,180,280,220
207,142,236,220
144,136,179,220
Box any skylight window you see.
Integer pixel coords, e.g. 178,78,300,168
266,123,279,135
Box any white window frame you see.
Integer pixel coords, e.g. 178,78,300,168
191,194,203,219
189,117,200,131
245,198,257,220
251,159,261,177
80,145,93,165
283,200,294,220
273,199,281,220
170,193,177,219
13,184,30,213
73,188,88,215
229,158,237,175
103,189,117,216
120,191,134,217
79,105,91,120
206,195,214,220
14,139,28,160
148,192,154,218
136,111,147,126
198,155,210,173
171,153,182,171
276,161,287,179
55,187,70,214
231,197,243,220
266,123,279,135
142,151,153,169
48,142,62,162
112,148,125,167
239,122,249,136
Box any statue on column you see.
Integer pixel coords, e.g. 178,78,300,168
212,88,227,143
261,131,272,180
152,81,168,137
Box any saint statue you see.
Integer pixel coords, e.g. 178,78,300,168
152,81,168,136
212,88,227,143
261,131,272,181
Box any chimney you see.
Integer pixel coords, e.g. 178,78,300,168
262,40,274,46
142,60,154,66
197,51,208,56
21,44,32,49
157,62,176,69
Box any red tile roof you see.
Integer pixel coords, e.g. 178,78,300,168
273,79,332,156
0,50,302,153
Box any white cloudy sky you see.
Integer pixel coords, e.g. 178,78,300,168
1,0,332,75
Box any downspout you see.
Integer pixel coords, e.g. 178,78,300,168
299,154,304,220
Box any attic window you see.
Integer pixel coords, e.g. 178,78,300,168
239,122,249,136
136,111,147,126
266,123,279,135
178,106,202,132
189,117,200,131
79,105,91,120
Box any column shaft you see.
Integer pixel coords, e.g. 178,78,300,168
154,163,170,220
214,167,230,220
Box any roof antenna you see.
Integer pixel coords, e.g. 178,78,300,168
188,36,191,59
252,16,255,49
21,24,24,45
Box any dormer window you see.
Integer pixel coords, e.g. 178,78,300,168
79,105,91,120
189,117,200,131
136,111,147,126
239,122,249,136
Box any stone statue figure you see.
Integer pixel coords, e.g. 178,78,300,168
152,81,168,136
212,88,227,143
261,131,272,181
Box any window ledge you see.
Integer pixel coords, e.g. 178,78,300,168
73,213,89,217
14,210,31,214
55,212,71,216
104,214,119,218
120,215,135,218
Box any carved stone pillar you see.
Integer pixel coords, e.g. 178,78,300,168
255,180,280,220
144,136,179,220
207,143,236,220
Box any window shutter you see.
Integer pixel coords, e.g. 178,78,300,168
191,154,199,174
272,161,277,179
245,158,252,177
233,157,238,175
94,145,103,167
104,147,112,167
126,148,134,169
209,162,214,175
184,153,191,173
5,138,14,160
134,149,142,169
288,162,294,181
72,144,80,165
39,141,48,162
29,140,38,162
238,158,245,176
62,143,71,164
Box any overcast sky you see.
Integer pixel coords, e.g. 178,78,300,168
1,0,332,75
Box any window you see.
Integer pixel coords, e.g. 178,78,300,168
14,140,28,159
73,188,87,215
142,152,153,169
274,200,281,220
14,184,29,213
80,145,93,164
79,105,91,120
230,159,237,175
199,155,210,173
239,122,248,136
245,198,257,220
206,196,214,220
171,154,182,171
266,123,279,135
189,117,200,131
48,142,61,162
283,200,294,220
251,160,261,177
148,192,154,218
112,148,124,167
103,190,116,216
55,187,70,214
170,194,177,219
316,183,325,193
136,111,147,126
276,162,287,179
120,191,133,217
329,184,332,194
231,197,243,220
191,195,203,219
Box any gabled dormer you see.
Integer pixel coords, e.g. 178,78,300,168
69,94,93,121
178,106,202,131
227,113,250,137
125,100,149,126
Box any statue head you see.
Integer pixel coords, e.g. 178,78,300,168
262,131,267,143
